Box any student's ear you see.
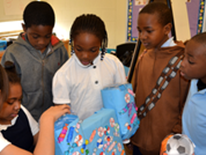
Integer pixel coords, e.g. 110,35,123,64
21,23,27,32
164,23,172,35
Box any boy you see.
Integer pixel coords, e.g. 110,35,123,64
130,2,189,155
180,32,206,155
1,1,69,121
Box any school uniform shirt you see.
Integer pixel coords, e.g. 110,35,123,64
1,33,69,121
52,53,126,120
182,79,206,155
0,105,39,152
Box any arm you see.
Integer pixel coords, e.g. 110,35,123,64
52,69,71,105
0,145,32,155
21,105,39,146
172,76,190,133
0,105,70,155
33,105,70,155
59,45,69,65
113,56,127,84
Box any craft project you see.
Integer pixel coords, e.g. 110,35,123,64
101,83,140,140
54,109,125,155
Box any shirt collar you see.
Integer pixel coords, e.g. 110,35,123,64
74,52,101,68
0,115,19,131
191,79,206,95
161,37,176,48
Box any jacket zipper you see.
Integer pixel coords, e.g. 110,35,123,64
42,59,45,111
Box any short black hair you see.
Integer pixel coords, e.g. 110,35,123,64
23,1,55,28
70,14,108,60
139,2,172,26
191,32,206,46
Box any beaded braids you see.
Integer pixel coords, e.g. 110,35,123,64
70,14,108,60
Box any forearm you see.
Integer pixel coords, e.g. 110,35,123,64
33,117,55,155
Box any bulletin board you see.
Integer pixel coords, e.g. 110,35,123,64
127,0,206,42
0,0,34,22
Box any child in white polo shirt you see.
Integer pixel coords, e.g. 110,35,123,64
52,14,127,120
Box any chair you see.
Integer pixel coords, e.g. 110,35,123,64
115,42,136,67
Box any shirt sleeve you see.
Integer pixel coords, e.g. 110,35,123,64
113,56,127,84
0,132,11,152
21,105,39,136
52,69,71,104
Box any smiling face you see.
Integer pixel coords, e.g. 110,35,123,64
0,83,22,125
73,32,101,66
180,40,206,83
22,24,53,53
137,13,171,50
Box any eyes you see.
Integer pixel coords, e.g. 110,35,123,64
32,34,51,39
188,60,194,65
184,54,195,65
137,28,154,34
75,47,99,53
6,98,22,105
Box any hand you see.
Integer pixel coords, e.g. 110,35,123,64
126,142,133,151
40,104,70,122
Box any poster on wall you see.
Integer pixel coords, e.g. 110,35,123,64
127,0,205,42
3,0,32,16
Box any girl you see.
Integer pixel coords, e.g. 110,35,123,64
0,61,39,153
0,62,70,155
52,14,126,120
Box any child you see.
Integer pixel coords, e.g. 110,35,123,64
180,32,206,155
130,2,189,155
52,14,126,120
1,1,69,121
0,63,70,155
0,61,39,153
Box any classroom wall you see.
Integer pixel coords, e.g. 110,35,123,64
46,0,128,49
0,0,192,49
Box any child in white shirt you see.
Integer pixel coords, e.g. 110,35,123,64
52,14,126,120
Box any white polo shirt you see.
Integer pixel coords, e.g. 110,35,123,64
52,53,126,120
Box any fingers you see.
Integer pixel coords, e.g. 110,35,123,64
60,104,71,114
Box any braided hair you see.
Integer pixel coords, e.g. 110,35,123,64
70,14,108,60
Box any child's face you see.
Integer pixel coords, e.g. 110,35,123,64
73,32,101,66
180,40,206,83
22,24,53,53
137,13,171,49
0,83,22,124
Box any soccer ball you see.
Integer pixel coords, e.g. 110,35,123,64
165,134,195,155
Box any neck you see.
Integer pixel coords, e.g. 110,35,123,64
155,35,169,50
0,119,11,125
